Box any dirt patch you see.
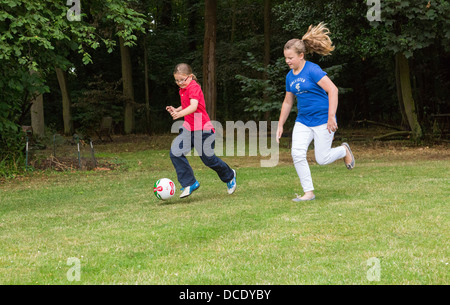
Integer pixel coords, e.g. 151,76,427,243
31,156,120,172
350,142,449,162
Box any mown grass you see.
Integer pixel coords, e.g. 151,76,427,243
0,135,449,285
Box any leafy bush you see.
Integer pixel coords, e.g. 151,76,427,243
235,53,286,120
72,75,128,136
0,129,26,178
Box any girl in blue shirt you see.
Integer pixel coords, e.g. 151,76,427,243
276,23,355,202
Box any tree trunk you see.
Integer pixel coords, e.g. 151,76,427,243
263,0,271,120
203,0,217,121
159,0,172,27
120,36,135,134
144,37,151,135
30,93,45,138
30,70,45,138
263,0,271,69
187,0,198,51
55,67,74,136
395,55,408,129
395,52,423,141
230,0,236,44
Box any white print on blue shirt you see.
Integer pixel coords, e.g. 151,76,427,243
290,78,306,94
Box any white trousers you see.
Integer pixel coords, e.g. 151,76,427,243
291,122,346,193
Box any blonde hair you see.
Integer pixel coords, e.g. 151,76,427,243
284,22,335,56
173,63,198,81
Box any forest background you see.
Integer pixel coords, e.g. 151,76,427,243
1,0,449,177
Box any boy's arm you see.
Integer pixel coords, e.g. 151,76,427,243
166,106,182,114
171,99,198,120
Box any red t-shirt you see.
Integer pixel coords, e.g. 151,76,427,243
179,80,214,132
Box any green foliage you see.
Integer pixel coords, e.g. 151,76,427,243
0,128,26,178
235,54,286,120
104,0,147,47
0,0,147,174
373,0,450,57
72,76,128,135
0,0,449,176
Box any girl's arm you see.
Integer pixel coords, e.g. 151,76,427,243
171,99,198,120
317,76,339,133
276,92,295,143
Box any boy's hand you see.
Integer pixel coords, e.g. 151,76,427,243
166,106,175,114
171,111,182,120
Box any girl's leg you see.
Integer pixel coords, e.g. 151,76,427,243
170,128,197,188
291,122,315,193
312,124,346,165
195,130,234,183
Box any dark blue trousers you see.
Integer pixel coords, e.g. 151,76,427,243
170,127,234,188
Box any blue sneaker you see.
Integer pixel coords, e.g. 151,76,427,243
227,169,237,194
180,180,200,198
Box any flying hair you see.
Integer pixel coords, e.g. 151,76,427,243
284,22,335,57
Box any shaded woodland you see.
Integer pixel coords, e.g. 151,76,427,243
1,0,449,175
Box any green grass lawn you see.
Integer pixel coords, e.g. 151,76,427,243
0,137,449,284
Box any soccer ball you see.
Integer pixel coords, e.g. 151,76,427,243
153,178,176,200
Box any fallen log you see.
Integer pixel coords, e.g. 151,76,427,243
356,119,404,131
373,131,412,140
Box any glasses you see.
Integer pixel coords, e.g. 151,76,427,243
175,75,190,84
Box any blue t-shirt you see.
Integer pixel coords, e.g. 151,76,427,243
285,61,329,127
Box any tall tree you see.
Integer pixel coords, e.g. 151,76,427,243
104,0,146,134
263,0,271,69
120,36,135,134
263,0,272,119
373,0,450,141
55,67,74,136
144,35,151,134
274,0,450,138
0,0,145,136
203,0,218,120
30,91,45,137
187,0,199,51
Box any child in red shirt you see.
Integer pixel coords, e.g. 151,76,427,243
167,63,236,198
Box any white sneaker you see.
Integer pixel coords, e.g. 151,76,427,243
227,169,236,194
179,180,200,198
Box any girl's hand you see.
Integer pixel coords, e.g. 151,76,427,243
327,117,338,134
276,125,283,144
